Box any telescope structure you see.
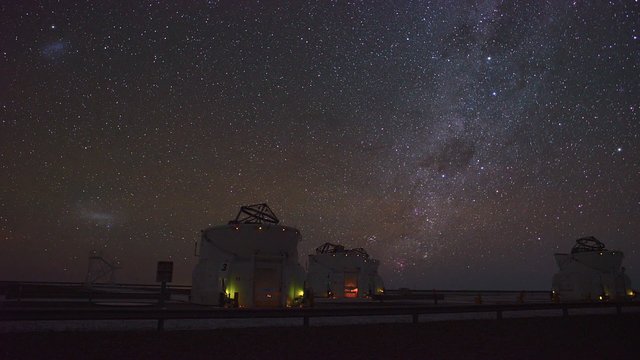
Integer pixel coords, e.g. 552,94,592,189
306,242,384,299
552,236,635,302
191,204,305,307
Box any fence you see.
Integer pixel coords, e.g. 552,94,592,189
1,281,637,331
0,281,190,302
1,298,638,330
374,289,552,305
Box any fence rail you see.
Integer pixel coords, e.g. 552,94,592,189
1,281,550,302
0,281,190,301
1,300,638,330
374,289,552,305
1,281,638,331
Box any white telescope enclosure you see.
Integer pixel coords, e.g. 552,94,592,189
307,242,384,299
191,204,305,307
552,236,634,302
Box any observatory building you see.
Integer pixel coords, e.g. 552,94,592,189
306,243,384,299
191,204,305,307
552,236,635,302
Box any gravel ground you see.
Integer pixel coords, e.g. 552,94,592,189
1,314,638,360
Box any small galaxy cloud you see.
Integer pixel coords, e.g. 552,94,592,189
76,205,117,228
41,40,68,59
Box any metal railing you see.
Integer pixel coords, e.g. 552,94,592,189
0,281,190,302
374,289,552,305
1,299,638,330
1,281,637,331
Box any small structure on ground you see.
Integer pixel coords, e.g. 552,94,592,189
84,251,120,287
191,204,305,307
306,242,384,299
552,236,635,302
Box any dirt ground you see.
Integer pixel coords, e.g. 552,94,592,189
1,314,638,360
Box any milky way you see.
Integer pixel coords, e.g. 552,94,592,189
1,1,639,289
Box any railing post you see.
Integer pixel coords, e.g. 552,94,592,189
159,281,167,307
412,313,419,324
616,304,622,315
562,306,569,318
303,316,309,327
474,294,482,305
497,310,502,320
157,282,167,331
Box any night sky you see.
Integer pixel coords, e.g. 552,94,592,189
1,1,639,289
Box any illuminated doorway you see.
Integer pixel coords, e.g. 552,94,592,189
253,264,282,307
344,271,359,298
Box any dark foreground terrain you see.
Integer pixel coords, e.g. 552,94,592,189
1,314,638,360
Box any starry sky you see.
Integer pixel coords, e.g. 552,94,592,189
1,1,639,289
